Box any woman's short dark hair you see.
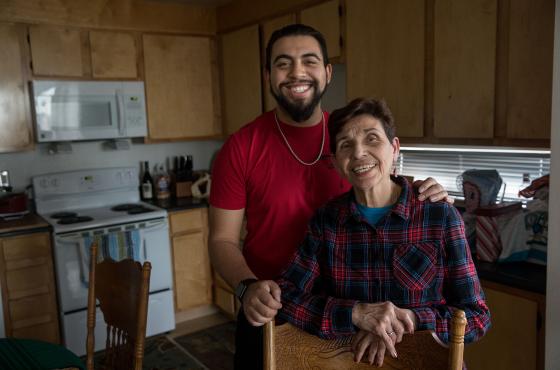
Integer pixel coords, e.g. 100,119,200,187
328,98,396,154
265,23,329,72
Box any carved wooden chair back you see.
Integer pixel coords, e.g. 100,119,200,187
264,309,467,370
86,242,151,370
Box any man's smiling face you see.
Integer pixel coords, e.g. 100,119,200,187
267,35,332,123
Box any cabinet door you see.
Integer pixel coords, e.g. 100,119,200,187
0,232,60,343
346,0,425,137
261,14,296,112
28,25,85,77
0,23,33,153
172,231,212,311
464,287,538,370
506,0,554,139
300,0,340,59
433,0,497,138
90,30,138,79
221,25,262,135
143,34,221,139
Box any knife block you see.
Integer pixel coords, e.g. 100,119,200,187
175,181,192,198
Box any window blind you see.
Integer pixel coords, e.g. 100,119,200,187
396,148,550,201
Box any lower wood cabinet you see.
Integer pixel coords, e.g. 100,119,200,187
213,271,239,319
0,231,60,343
169,208,213,314
464,280,545,370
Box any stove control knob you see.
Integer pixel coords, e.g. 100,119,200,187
39,178,49,188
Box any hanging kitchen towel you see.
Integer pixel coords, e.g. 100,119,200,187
79,229,143,287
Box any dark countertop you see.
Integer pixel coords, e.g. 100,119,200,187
148,196,208,213
475,260,546,295
0,213,50,237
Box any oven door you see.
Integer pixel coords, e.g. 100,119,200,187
53,217,173,313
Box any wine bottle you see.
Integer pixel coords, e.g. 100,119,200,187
141,161,154,200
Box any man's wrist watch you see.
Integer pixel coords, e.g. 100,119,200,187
235,278,258,302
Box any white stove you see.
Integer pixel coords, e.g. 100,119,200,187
33,167,175,356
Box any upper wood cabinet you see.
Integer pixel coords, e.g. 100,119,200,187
28,25,139,79
220,25,262,135
143,34,221,140
433,0,497,139
90,30,138,79
28,25,85,77
505,0,554,140
261,13,297,112
346,0,425,137
300,0,341,59
0,22,33,153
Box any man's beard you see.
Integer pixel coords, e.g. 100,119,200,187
271,80,328,123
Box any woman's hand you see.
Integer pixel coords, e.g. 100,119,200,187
352,329,394,367
414,177,454,204
351,301,417,358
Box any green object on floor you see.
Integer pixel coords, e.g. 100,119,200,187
0,338,85,370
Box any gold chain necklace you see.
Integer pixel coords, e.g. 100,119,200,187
274,111,325,166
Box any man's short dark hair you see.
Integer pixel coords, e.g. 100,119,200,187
265,23,329,72
328,98,396,154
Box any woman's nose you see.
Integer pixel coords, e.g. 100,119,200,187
352,143,367,158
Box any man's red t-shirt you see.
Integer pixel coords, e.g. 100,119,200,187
210,110,351,279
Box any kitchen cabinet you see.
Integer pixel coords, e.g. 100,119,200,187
212,218,246,319
28,25,86,77
433,0,497,139
169,208,213,314
0,22,33,153
143,34,221,140
300,0,341,60
346,0,425,138
28,25,140,80
464,280,545,370
220,25,262,135
505,0,554,140
0,231,60,344
89,30,138,79
261,13,297,112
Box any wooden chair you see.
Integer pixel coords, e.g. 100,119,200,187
86,242,151,370
264,309,467,370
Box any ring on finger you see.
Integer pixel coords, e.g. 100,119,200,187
387,331,395,335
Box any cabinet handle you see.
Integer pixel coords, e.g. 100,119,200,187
536,311,543,331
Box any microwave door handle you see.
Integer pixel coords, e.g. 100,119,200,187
116,89,125,136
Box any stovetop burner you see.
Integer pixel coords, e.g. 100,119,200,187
51,211,78,219
57,216,94,225
111,203,154,215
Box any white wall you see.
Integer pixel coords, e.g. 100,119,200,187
546,1,560,368
0,140,223,192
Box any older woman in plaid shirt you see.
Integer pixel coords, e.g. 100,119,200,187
276,97,490,367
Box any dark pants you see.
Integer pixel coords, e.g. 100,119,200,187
234,310,263,370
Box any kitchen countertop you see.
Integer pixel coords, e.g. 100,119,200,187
148,196,208,213
0,213,50,236
475,260,546,295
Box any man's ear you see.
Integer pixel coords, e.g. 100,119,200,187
325,63,333,84
391,137,400,163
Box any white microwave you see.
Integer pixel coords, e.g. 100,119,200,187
31,80,148,142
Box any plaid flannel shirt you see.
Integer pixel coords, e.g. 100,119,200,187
277,176,490,344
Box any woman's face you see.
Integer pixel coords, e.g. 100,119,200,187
333,114,400,193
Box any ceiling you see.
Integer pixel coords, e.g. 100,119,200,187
151,0,233,7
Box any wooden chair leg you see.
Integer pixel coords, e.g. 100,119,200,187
449,309,467,370
264,321,275,370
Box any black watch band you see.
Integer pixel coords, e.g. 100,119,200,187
235,278,258,301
